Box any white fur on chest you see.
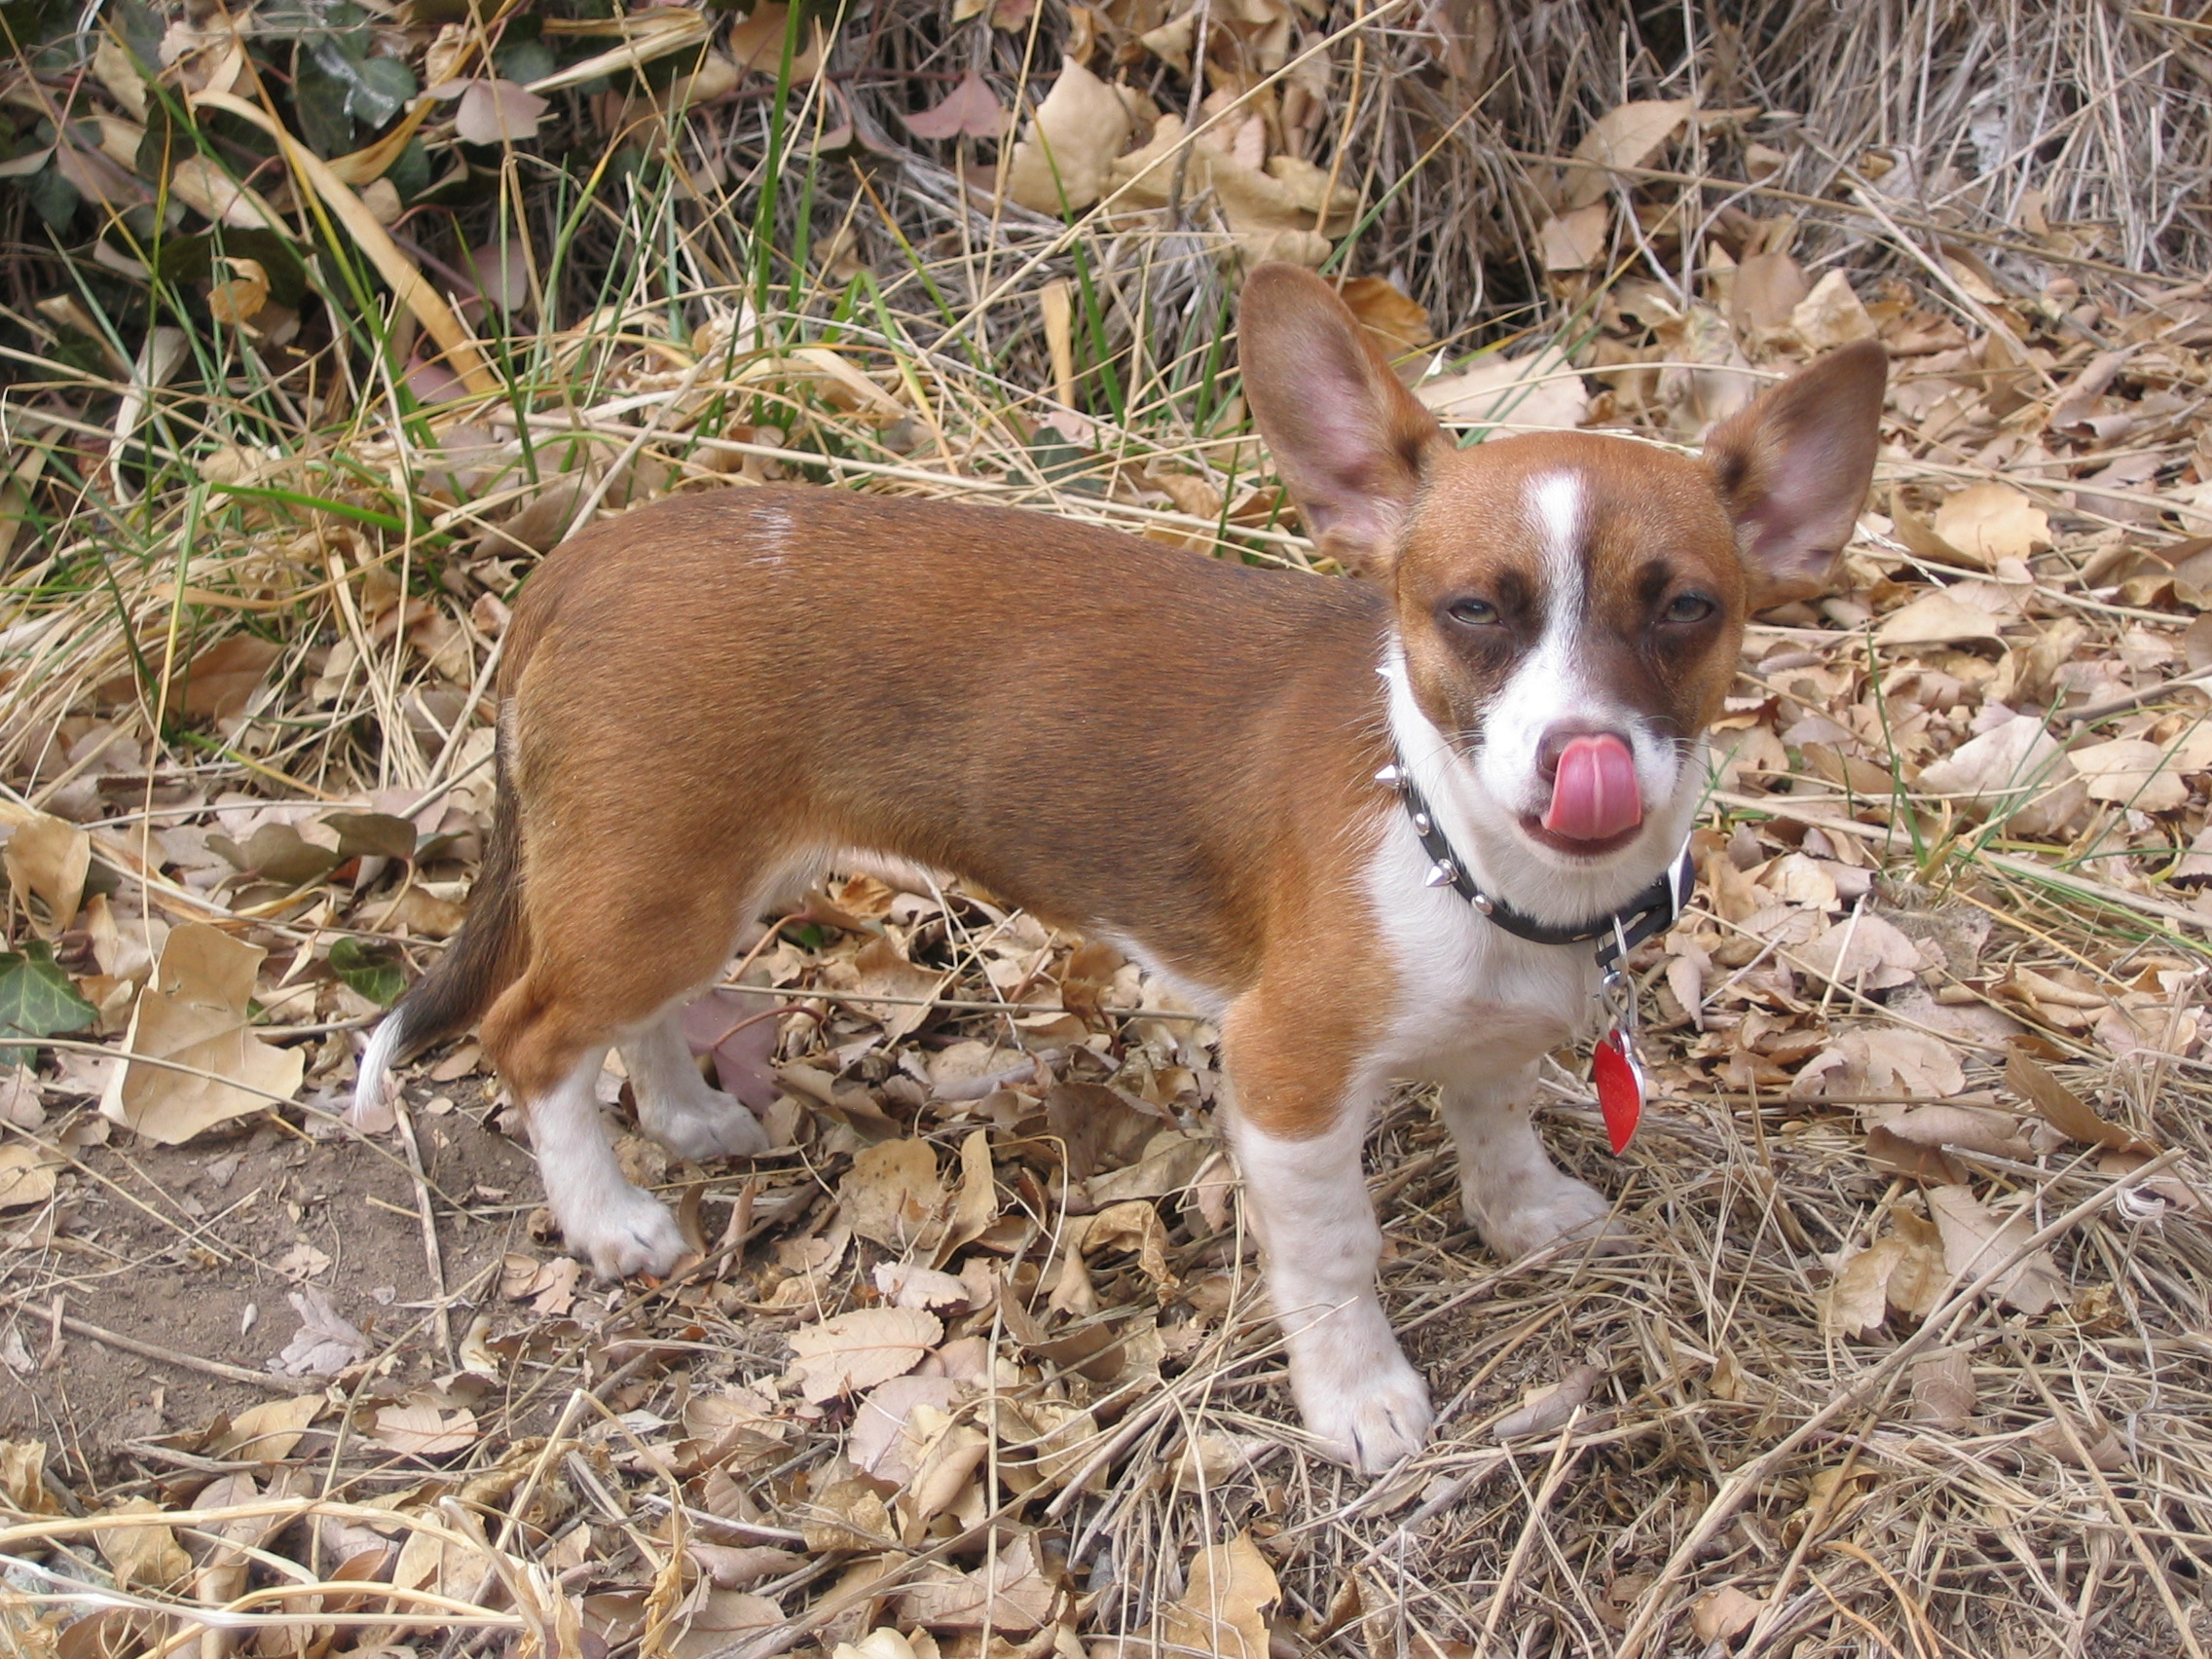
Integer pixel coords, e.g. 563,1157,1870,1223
1363,648,1637,1078
1361,808,1601,1076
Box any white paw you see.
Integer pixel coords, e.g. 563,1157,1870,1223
1292,1345,1434,1476
562,1187,690,1279
643,1088,770,1161
1275,1294,1433,1474
1469,1174,1631,1262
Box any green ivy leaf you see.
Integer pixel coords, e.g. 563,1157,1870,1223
25,160,77,232
0,942,96,1068
328,938,405,1007
349,55,418,128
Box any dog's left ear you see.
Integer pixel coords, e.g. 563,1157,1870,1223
1239,263,1447,579
1704,340,1887,609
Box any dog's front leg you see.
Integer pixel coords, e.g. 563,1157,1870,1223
1437,1061,1630,1261
1223,1003,1430,1473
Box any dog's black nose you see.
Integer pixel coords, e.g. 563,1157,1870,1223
1535,722,1633,781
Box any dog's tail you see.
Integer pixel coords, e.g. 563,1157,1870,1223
354,733,529,1116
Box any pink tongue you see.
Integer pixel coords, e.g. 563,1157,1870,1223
1543,734,1642,842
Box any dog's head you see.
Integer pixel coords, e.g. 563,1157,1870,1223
1240,264,1885,915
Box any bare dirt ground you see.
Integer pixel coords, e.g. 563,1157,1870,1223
0,1087,535,1477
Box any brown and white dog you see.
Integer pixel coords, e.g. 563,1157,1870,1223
357,266,1883,1472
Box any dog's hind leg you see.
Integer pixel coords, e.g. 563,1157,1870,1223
524,1042,691,1277
623,1008,771,1161
482,834,782,1278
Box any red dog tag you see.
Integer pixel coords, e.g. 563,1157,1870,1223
1593,1028,1644,1155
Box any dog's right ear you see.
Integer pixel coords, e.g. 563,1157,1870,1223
1239,264,1447,580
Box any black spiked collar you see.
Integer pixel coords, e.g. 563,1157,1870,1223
1377,753,1695,972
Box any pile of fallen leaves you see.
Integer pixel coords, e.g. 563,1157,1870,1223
7,2,2212,1656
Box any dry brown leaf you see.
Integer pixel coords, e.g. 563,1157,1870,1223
1074,1198,1176,1292
1538,203,1609,272
101,922,304,1145
0,1145,56,1212
1110,113,1351,265
1418,346,1587,431
1937,484,2052,571
97,1497,192,1589
999,57,1128,213
896,1405,991,1531
2005,1052,2157,1155
1866,1102,2041,1161
1788,1024,1959,1099
838,1138,946,1248
669,1590,784,1658
372,1397,479,1456
1933,483,2048,565
211,1394,322,1463
1337,276,1433,360
899,1533,1056,1632
1690,1586,1765,1644
830,937,946,1044
177,634,282,719
1875,590,2009,646
1161,1532,1278,1659
1657,302,1759,430
850,1375,966,1482
1791,269,1877,350
2031,1410,2129,1471
275,1285,369,1377
1761,851,1839,909
1170,1434,1268,1493
1916,715,2076,824
1927,1185,2063,1315
831,1633,919,1659
688,1543,804,1590
786,1307,941,1403
0,1441,56,1514
207,257,269,325
2070,738,2193,812
800,1475,894,1551
501,1252,581,1314
1910,1351,1977,1429
3,809,90,934
1560,99,1693,210
1086,1128,1217,1203
453,79,548,144
933,1126,999,1264
1492,1362,1602,1439
168,154,281,228
903,69,1004,141
1732,250,1809,338
1821,1230,1945,1339
1794,913,1930,995
871,1262,972,1310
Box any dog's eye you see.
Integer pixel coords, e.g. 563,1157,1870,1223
1662,592,1716,624
1444,597,1499,627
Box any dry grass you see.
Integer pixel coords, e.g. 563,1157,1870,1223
3,2,2212,1656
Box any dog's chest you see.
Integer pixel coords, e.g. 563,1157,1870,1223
1363,824,1603,1075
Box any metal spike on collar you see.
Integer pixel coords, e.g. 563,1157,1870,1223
1423,859,1459,889
1411,811,1433,835
1375,764,1406,790
1470,891,1494,915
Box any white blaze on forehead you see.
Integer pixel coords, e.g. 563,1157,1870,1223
1492,469,1595,740
1526,470,1585,624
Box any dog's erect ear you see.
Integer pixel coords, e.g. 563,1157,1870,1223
1239,264,1446,579
1704,339,1887,609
